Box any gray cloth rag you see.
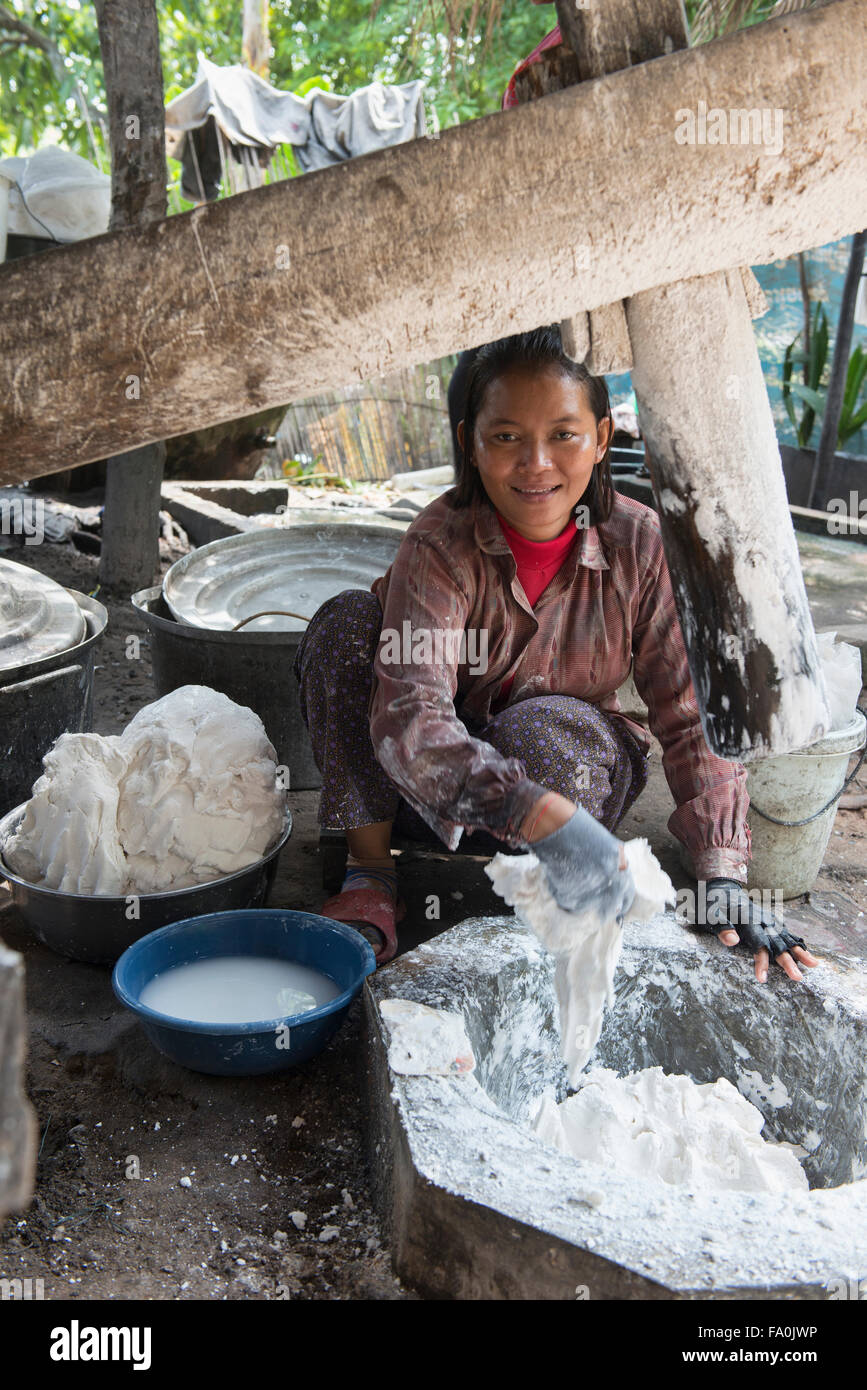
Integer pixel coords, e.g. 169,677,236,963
166,55,426,200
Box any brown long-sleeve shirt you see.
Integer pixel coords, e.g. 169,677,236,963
368,487,751,882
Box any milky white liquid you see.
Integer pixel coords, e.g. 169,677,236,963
139,955,340,1023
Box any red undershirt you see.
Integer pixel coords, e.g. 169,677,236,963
493,510,578,708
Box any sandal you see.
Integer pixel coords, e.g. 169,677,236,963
318,886,406,965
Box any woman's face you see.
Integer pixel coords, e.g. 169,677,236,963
459,366,611,541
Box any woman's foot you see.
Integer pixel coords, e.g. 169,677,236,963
319,855,403,963
342,854,398,902
341,856,397,955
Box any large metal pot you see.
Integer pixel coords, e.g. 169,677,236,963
132,585,321,789
0,590,108,815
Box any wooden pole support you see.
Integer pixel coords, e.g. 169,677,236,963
626,272,829,758
551,0,830,758
551,0,765,374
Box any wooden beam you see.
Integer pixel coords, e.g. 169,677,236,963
0,0,864,481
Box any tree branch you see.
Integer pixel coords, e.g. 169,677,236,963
0,5,66,84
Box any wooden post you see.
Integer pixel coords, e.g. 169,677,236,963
550,0,830,758
94,0,167,594
0,946,36,1221
627,274,829,757
551,0,690,373
99,440,166,591
243,0,270,79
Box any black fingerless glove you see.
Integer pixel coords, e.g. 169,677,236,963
704,877,807,959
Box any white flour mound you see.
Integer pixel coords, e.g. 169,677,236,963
487,836,809,1195
4,686,286,895
531,1067,809,1195
485,837,675,1084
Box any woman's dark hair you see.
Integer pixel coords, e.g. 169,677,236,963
451,325,614,526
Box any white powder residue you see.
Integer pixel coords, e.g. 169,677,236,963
531,1067,808,1195
485,837,675,1085
658,488,686,515
4,686,286,895
737,1069,792,1111
380,999,476,1077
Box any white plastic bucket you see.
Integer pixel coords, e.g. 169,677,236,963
745,708,866,898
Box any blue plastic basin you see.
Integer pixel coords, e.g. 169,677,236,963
112,909,377,1076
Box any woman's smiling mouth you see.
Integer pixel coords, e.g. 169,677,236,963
511,483,561,499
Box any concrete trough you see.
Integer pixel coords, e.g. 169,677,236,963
363,912,867,1299
160,481,415,547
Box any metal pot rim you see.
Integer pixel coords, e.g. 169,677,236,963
0,589,108,686
131,586,306,646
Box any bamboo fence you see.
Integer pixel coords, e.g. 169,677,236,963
269,355,460,481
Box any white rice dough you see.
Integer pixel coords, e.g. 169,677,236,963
485,838,675,1083
486,837,808,1194
4,686,286,895
380,998,476,1076
531,1068,808,1195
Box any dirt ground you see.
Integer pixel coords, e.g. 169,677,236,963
1,525,865,1301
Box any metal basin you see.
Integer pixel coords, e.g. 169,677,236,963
133,520,402,790
0,805,292,966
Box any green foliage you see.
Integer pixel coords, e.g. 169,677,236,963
281,454,356,489
782,302,829,448
0,0,820,163
782,304,867,450
1,0,550,164
838,345,867,447
0,2,106,162
685,0,815,45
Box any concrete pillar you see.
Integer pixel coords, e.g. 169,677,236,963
552,0,830,757
626,272,829,757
